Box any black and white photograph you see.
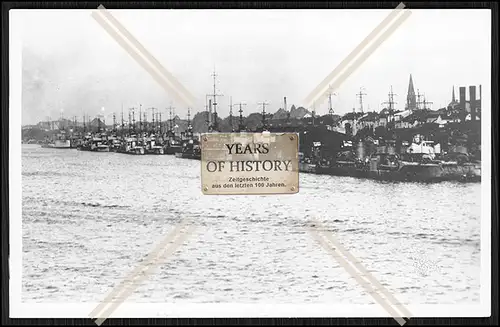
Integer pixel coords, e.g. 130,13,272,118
9,5,492,321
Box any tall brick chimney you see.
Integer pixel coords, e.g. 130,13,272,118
459,86,466,122
469,86,476,121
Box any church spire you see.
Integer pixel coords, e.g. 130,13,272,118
406,74,417,111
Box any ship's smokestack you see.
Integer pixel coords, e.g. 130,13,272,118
469,85,476,122
459,86,466,122
357,140,365,160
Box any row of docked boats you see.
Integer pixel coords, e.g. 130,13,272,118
75,132,201,159
37,129,480,183
40,129,201,159
299,137,481,183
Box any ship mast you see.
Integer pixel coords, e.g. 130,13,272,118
156,111,159,133
172,107,176,135
258,101,269,131
422,94,433,110
60,110,64,131
130,107,136,134
311,103,316,126
121,107,124,136
356,87,367,114
157,111,161,133
139,104,143,135
205,95,211,129
208,68,223,132
127,109,131,134
328,91,336,125
235,102,246,132
159,111,162,134
228,96,234,132
150,107,155,133
167,105,174,136
382,86,397,127
284,96,290,123
328,90,336,115
148,107,156,135
187,108,192,137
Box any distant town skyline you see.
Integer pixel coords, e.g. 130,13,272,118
14,8,490,125
22,81,480,127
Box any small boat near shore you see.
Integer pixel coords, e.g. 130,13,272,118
41,131,71,149
41,141,71,149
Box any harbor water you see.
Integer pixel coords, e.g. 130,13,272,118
21,144,481,304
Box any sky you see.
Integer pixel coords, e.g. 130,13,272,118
12,8,491,125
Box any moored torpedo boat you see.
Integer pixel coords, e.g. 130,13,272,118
298,153,317,173
118,136,145,155
77,134,93,151
367,138,481,182
90,135,110,152
41,131,71,149
367,153,443,182
144,136,164,155
175,138,201,160
163,138,182,155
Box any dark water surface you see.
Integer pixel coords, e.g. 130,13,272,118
21,145,481,304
